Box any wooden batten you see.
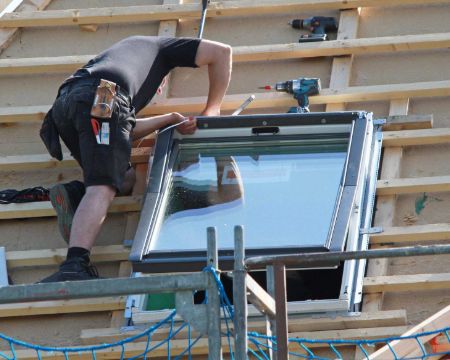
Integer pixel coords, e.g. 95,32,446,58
6,245,129,268
2,80,450,123
81,309,407,344
377,175,450,195
371,223,450,245
383,128,450,147
363,273,450,293
0,297,126,318
3,33,450,75
1,325,409,359
0,196,141,220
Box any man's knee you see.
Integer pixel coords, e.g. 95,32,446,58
85,184,117,202
119,166,136,195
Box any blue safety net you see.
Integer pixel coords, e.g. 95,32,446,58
0,267,449,359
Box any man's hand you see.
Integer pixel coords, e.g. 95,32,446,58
200,108,220,117
172,112,197,135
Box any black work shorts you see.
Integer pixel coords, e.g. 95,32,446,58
52,78,136,192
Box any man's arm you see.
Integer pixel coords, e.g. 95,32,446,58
132,112,196,140
195,39,232,116
132,39,232,140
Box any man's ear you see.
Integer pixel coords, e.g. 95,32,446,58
157,76,168,94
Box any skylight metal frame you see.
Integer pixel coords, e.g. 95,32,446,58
130,111,376,275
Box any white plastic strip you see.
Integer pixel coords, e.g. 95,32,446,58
0,0,24,18
0,247,8,287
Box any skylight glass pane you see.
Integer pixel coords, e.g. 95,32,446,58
149,141,347,252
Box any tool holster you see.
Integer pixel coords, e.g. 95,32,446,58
91,79,117,119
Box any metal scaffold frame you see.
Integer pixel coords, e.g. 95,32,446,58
1,227,450,359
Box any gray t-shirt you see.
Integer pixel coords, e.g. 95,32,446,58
71,36,201,112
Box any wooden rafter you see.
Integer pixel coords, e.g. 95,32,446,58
325,8,360,113
0,0,449,28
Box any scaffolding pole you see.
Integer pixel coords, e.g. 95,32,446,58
245,244,450,269
240,244,450,359
233,225,248,360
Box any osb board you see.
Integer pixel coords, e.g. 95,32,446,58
0,0,449,348
0,312,112,350
383,289,450,325
358,5,450,37
0,23,161,59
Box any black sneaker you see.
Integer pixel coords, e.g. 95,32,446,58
49,181,85,244
38,256,100,283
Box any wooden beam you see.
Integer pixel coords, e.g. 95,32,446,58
3,325,409,359
371,223,450,245
363,273,450,293
246,273,276,318
0,195,141,220
0,297,125,318
369,305,450,359
0,0,448,28
82,309,406,344
6,245,129,268
377,175,450,195
383,128,450,147
383,114,433,131
3,32,450,75
3,80,450,123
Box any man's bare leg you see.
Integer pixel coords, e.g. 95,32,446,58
69,167,135,249
69,184,116,250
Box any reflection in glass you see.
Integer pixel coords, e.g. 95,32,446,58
150,142,347,251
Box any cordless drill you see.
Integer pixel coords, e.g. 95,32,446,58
289,16,338,42
261,78,321,113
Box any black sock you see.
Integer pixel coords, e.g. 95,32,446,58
67,247,90,261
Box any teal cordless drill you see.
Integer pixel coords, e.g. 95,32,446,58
275,78,321,113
